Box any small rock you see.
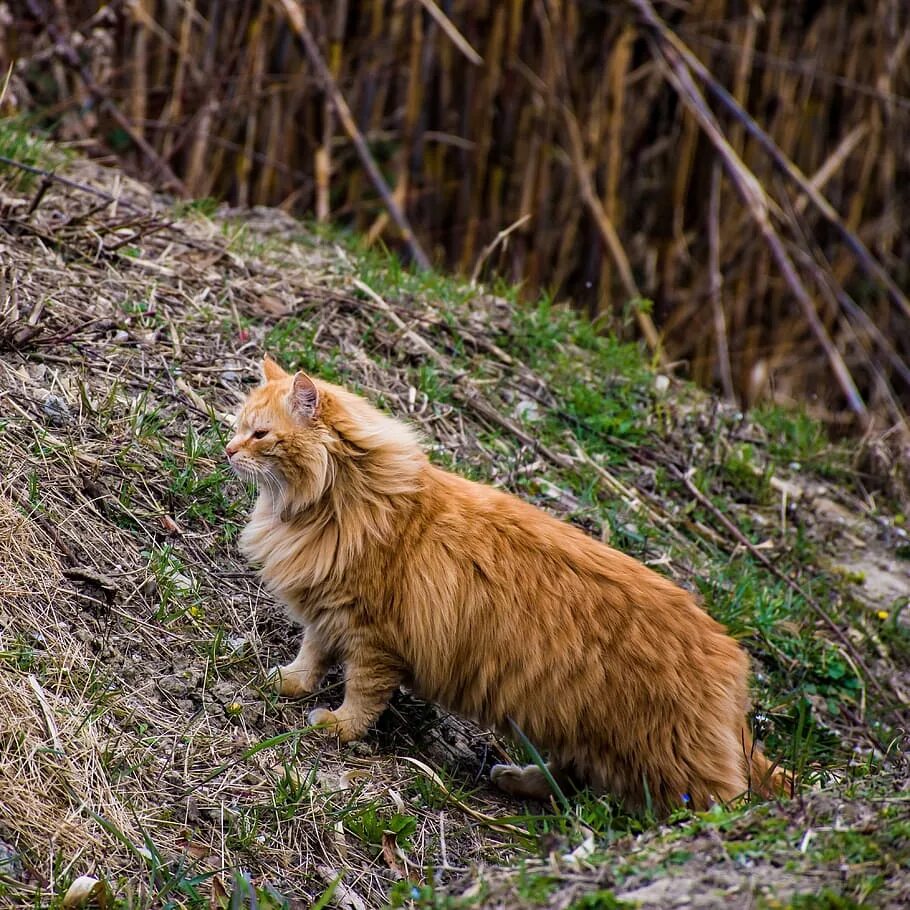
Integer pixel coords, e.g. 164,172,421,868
654,374,671,395
170,571,195,594
0,839,23,881
185,797,200,823
211,681,237,702
513,399,540,422
42,394,72,426
140,576,158,599
158,676,188,698
349,741,375,757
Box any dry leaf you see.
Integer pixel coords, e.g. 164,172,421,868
62,875,109,908
160,514,182,535
381,831,405,879
210,873,228,909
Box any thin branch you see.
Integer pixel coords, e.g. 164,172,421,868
415,0,483,66
470,213,532,285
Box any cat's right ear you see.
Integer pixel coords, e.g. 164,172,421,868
290,371,320,421
261,354,287,383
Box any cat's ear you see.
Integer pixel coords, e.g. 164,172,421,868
290,371,320,420
261,354,287,383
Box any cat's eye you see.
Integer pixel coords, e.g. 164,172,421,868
252,429,269,440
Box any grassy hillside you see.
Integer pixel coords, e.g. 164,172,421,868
0,129,908,909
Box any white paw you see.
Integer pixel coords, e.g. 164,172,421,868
490,763,521,784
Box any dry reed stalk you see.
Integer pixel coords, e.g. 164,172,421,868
562,103,662,358
8,0,909,424
708,164,734,403
636,8,868,421
599,24,634,319
645,3,910,325
129,1,150,143
274,0,430,269
416,0,482,66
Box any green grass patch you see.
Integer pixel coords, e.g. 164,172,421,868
0,115,67,189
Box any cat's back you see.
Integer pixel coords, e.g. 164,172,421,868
420,464,698,609
406,466,749,778
408,462,746,692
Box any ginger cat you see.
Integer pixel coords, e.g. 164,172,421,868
228,355,787,813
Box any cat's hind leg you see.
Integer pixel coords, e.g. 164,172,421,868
308,643,402,743
491,763,566,802
269,630,331,698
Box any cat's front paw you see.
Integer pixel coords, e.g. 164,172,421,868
268,665,318,698
307,707,362,743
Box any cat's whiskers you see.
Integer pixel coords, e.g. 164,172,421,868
245,459,290,515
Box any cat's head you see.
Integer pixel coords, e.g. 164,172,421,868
226,355,333,503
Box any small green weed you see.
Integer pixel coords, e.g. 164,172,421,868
341,804,418,852
388,880,482,908
722,443,772,504
515,868,559,904
778,889,863,909
753,404,840,469
145,544,204,620
0,116,66,189
173,197,219,218
570,890,636,910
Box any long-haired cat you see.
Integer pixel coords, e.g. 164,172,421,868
228,355,788,813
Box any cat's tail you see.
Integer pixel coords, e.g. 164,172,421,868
741,725,794,799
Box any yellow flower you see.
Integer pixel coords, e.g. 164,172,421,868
877,610,890,621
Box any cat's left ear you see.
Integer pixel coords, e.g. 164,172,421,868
290,371,320,420
261,354,288,383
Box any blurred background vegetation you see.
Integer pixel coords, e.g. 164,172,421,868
2,0,909,435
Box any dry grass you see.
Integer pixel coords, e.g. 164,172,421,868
0,142,908,907
5,1,910,429
0,152,535,906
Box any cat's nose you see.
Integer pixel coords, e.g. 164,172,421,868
225,438,240,459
